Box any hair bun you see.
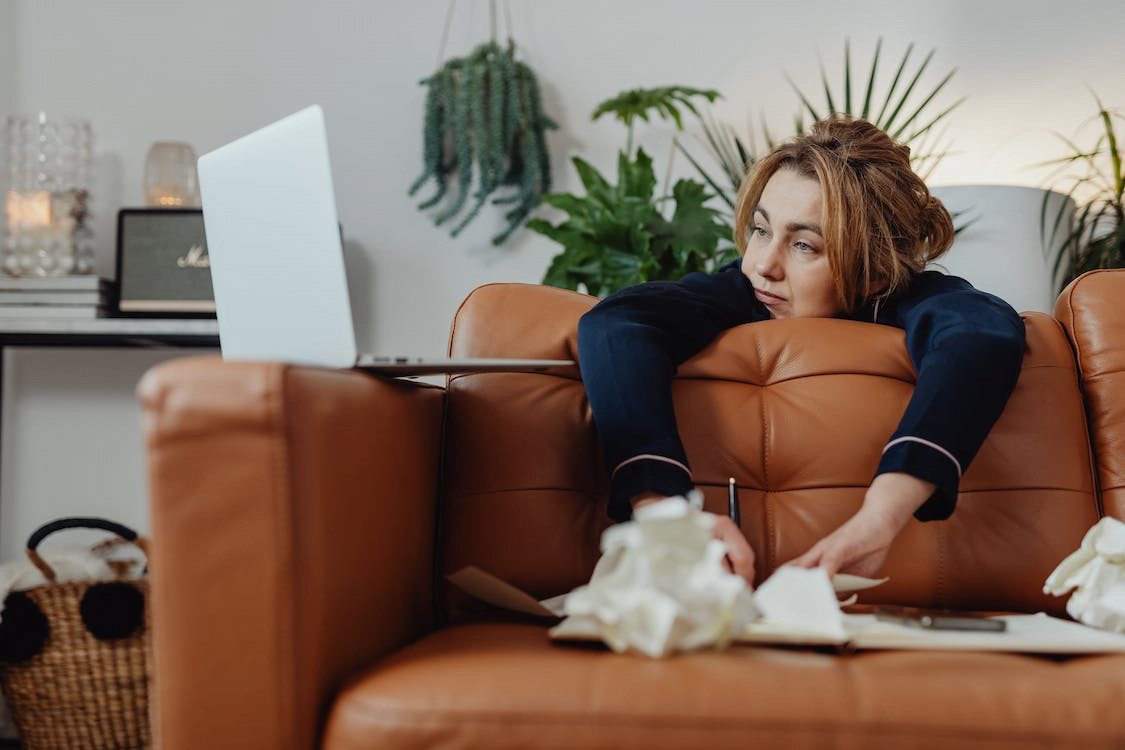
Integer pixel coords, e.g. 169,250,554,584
921,194,955,258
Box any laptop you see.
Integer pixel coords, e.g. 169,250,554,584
196,105,574,376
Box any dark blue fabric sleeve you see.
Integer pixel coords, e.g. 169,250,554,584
577,262,765,521
877,272,1026,521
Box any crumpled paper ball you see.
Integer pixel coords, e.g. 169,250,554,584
549,494,758,658
1044,516,1125,632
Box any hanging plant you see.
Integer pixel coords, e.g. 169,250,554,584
409,40,556,245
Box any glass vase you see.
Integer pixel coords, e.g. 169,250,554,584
143,141,200,208
2,113,95,277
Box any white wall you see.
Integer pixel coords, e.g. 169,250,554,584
2,0,1124,558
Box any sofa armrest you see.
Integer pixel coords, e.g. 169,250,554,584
138,356,444,750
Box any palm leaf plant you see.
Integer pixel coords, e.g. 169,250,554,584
685,38,964,209
1041,94,1125,290
529,86,737,297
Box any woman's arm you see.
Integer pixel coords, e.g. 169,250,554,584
577,262,763,523
877,271,1026,521
793,273,1026,576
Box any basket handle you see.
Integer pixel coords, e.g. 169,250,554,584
25,517,150,583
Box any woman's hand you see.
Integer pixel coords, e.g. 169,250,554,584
789,472,935,579
632,493,756,587
713,515,756,586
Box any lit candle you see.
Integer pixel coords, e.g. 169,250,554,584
5,190,52,230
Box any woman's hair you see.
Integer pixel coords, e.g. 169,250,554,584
733,117,954,313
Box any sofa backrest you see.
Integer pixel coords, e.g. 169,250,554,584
1055,269,1125,521
439,282,1099,622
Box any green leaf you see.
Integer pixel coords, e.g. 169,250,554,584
617,148,658,200
571,157,613,201
677,139,736,210
591,86,721,132
860,38,881,119
1041,91,1125,291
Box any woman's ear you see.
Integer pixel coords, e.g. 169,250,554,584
80,582,145,641
0,591,49,663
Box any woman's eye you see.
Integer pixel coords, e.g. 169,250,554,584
752,225,768,237
795,241,817,254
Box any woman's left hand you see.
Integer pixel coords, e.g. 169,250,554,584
789,472,935,579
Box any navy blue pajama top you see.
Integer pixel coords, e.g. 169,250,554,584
576,261,1026,523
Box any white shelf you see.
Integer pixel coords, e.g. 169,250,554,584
0,317,218,337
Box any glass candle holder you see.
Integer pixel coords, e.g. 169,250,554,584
143,141,200,208
2,113,95,276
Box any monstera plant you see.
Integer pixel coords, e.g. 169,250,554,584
528,86,737,298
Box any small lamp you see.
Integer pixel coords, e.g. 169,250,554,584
143,142,201,208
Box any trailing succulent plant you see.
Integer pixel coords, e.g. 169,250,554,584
410,41,556,245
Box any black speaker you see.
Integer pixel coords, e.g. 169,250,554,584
114,208,215,316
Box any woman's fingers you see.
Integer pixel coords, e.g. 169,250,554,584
712,516,756,586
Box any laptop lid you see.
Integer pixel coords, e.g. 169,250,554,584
198,105,359,367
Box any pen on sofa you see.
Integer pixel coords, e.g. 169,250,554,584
728,476,740,528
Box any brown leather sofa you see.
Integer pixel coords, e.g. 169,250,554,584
139,269,1125,749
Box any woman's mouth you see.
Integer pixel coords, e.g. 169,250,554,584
754,288,785,305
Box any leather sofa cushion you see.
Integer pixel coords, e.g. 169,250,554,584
322,622,1125,750
440,284,1099,622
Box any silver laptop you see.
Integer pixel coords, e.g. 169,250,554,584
196,105,573,376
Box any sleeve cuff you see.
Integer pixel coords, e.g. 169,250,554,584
876,438,961,521
608,458,694,522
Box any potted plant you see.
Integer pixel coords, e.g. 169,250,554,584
528,87,737,297
1042,93,1125,289
681,38,964,209
409,40,556,245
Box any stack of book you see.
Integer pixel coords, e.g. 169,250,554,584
0,275,114,319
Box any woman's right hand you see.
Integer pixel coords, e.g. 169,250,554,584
633,494,756,587
712,515,756,587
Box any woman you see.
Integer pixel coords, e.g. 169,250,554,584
576,117,1025,585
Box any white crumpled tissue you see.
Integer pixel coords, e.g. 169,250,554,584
1044,516,1125,633
549,493,759,658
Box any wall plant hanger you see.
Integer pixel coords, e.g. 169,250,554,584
409,0,556,245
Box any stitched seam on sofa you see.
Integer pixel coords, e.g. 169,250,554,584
433,385,452,629
1064,277,1085,383
756,335,769,492
272,364,302,745
765,491,777,573
755,335,780,574
449,487,606,499
675,372,917,387
1017,362,1082,371
1054,287,1106,520
341,706,1125,744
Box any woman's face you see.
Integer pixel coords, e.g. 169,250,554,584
740,168,841,319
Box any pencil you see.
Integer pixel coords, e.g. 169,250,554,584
728,476,740,528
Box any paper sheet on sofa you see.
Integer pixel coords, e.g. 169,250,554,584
446,566,565,618
449,565,1125,654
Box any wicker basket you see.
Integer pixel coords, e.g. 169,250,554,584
0,518,151,750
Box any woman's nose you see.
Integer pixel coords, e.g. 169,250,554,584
752,240,784,279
